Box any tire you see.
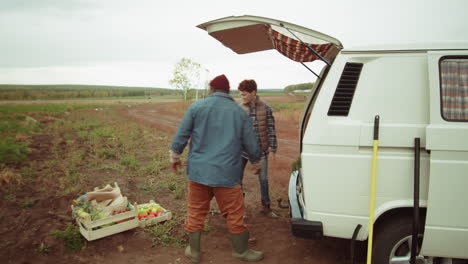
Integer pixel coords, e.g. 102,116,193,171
372,215,423,264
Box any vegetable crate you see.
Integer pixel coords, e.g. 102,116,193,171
72,199,139,241
137,200,172,228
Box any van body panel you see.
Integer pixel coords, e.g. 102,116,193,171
301,149,430,240
301,51,431,239
359,124,427,148
421,151,468,258
426,124,468,150
306,199,429,240
421,52,468,258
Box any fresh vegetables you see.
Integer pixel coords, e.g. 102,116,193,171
138,203,166,220
72,200,106,221
73,199,166,222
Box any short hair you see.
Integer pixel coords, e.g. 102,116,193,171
238,79,257,93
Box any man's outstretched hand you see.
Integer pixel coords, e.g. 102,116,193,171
171,160,182,174
169,150,182,174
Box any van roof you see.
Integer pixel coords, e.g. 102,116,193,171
344,41,468,52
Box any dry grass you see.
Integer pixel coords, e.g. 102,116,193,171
274,108,303,123
0,168,22,186
165,101,192,116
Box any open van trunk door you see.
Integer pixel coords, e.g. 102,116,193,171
421,53,468,258
197,15,342,64
198,15,342,147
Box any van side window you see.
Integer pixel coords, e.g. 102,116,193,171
440,57,468,121
327,62,363,116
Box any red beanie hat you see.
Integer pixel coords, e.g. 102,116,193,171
209,74,230,92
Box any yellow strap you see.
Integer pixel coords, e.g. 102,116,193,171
366,139,379,264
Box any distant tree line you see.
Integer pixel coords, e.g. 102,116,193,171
0,85,177,100
284,82,315,94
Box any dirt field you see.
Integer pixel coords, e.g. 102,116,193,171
0,97,365,264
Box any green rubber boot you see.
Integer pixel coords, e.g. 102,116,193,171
185,232,201,263
231,231,264,262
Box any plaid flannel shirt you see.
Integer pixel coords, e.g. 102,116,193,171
242,102,277,159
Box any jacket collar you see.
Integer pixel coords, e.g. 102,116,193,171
210,92,234,101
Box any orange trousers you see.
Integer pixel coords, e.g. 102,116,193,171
184,181,247,234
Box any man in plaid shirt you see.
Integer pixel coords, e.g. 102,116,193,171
238,79,278,216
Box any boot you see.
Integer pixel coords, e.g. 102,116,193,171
231,231,264,262
260,202,278,217
185,232,201,263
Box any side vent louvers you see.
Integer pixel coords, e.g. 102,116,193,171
327,63,363,116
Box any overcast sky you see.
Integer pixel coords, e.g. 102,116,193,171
0,0,467,89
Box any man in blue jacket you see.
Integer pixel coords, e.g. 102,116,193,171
170,74,263,263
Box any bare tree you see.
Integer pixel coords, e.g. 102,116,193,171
169,58,207,101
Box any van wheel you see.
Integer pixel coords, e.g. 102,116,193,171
372,216,433,264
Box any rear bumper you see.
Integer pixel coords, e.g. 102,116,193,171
288,170,323,239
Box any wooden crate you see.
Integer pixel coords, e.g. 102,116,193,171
137,200,172,228
72,200,139,241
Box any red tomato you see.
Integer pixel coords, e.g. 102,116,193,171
156,209,164,216
138,213,147,219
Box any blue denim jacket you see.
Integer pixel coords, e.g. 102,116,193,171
171,92,261,188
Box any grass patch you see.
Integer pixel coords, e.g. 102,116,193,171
0,137,30,165
96,148,116,159
268,101,304,123
20,166,34,180
0,104,99,114
120,156,139,170
145,218,186,248
0,105,70,114
268,101,304,112
89,127,115,139
73,121,102,131
20,197,34,209
0,114,41,133
50,222,86,253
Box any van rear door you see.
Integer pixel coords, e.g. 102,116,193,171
197,15,342,63
421,52,468,258
198,15,343,146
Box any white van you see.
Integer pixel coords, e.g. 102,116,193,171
198,15,468,263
